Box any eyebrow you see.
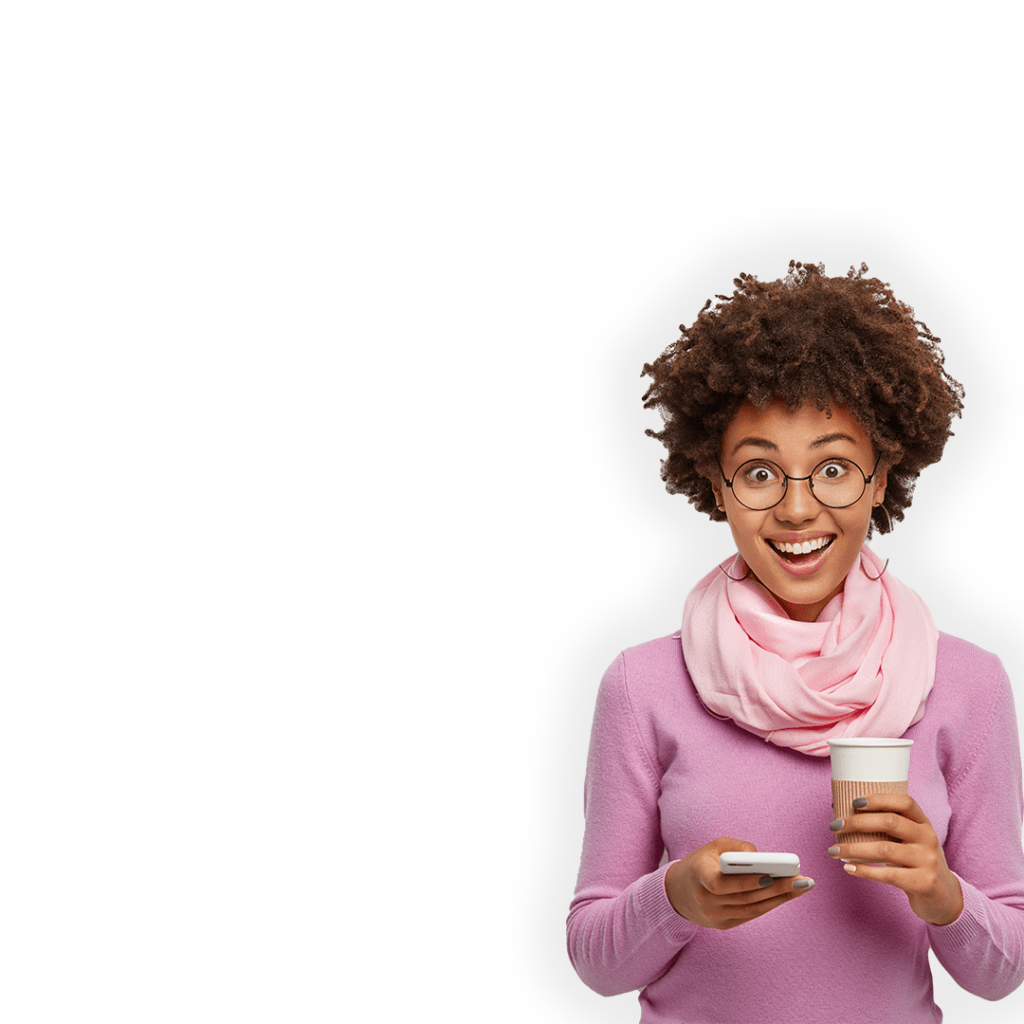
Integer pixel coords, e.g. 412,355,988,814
729,432,859,456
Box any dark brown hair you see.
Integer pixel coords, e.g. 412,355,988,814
640,261,964,533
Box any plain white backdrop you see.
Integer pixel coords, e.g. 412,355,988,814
3,2,1022,1021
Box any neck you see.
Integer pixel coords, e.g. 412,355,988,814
770,579,845,623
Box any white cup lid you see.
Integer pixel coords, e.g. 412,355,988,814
828,738,912,781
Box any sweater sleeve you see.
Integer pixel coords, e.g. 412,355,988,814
927,657,1024,1000
566,652,699,996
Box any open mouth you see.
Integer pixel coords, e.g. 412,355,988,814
767,536,836,563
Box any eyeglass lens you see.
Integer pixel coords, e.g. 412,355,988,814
730,458,867,510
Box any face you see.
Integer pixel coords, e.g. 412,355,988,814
712,400,887,623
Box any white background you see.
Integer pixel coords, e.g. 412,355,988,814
3,1,1022,1021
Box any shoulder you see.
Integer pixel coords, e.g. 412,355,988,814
619,631,686,670
609,632,689,697
595,632,693,726
592,633,705,775
926,632,1015,747
927,633,1021,792
935,631,1010,697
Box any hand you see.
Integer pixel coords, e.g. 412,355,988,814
665,836,815,930
827,793,964,925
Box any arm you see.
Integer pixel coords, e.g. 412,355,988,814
566,651,814,995
827,658,1024,998
566,653,699,995
926,667,1024,1000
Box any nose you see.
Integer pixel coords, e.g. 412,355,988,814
774,475,820,524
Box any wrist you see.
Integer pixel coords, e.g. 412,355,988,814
664,860,687,917
917,874,964,925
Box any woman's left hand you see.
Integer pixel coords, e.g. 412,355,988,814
827,793,964,926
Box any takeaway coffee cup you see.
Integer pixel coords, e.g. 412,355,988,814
827,738,913,847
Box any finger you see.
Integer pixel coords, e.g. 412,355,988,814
848,792,930,824
720,875,815,906
704,865,807,896
828,840,920,868
702,870,784,896
719,884,813,926
710,837,758,855
838,860,914,887
829,811,918,842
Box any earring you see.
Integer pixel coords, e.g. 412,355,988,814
718,560,752,582
875,503,893,533
860,554,889,581
862,502,891,580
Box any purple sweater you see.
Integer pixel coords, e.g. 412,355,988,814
568,631,1024,1023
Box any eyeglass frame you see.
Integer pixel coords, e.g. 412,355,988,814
717,452,883,511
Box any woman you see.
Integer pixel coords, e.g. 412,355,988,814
567,262,1024,1022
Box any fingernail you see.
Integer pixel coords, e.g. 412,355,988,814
844,863,857,874
852,798,868,809
827,845,840,857
792,878,814,890
758,875,773,887
829,818,844,832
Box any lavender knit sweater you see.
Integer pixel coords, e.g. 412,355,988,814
567,632,1024,1023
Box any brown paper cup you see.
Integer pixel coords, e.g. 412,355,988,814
831,778,909,845
828,738,912,857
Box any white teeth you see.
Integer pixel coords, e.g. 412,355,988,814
773,537,831,554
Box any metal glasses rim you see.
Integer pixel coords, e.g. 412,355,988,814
717,453,882,511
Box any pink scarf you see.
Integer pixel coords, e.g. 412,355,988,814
680,545,937,756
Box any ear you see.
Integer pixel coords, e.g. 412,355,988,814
871,466,888,508
710,477,726,512
702,459,727,512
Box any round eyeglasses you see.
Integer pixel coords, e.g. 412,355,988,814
718,454,882,511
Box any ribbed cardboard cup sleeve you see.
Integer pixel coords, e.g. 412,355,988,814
831,779,909,845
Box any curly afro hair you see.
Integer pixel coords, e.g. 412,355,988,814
641,261,964,534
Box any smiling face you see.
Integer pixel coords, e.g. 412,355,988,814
712,400,887,622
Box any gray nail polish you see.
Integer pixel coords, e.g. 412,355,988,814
792,878,814,890
852,798,868,809
829,818,844,832
758,875,773,887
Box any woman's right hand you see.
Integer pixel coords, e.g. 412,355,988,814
664,837,815,930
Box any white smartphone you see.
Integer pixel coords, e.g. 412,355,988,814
719,851,800,877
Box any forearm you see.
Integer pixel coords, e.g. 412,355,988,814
928,661,1024,999
569,653,699,994
927,876,1024,1001
567,863,699,996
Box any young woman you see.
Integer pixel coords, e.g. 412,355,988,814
567,262,1024,1022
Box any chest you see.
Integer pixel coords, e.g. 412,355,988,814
653,712,953,871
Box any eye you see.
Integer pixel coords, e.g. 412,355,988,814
742,461,781,486
814,459,853,482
